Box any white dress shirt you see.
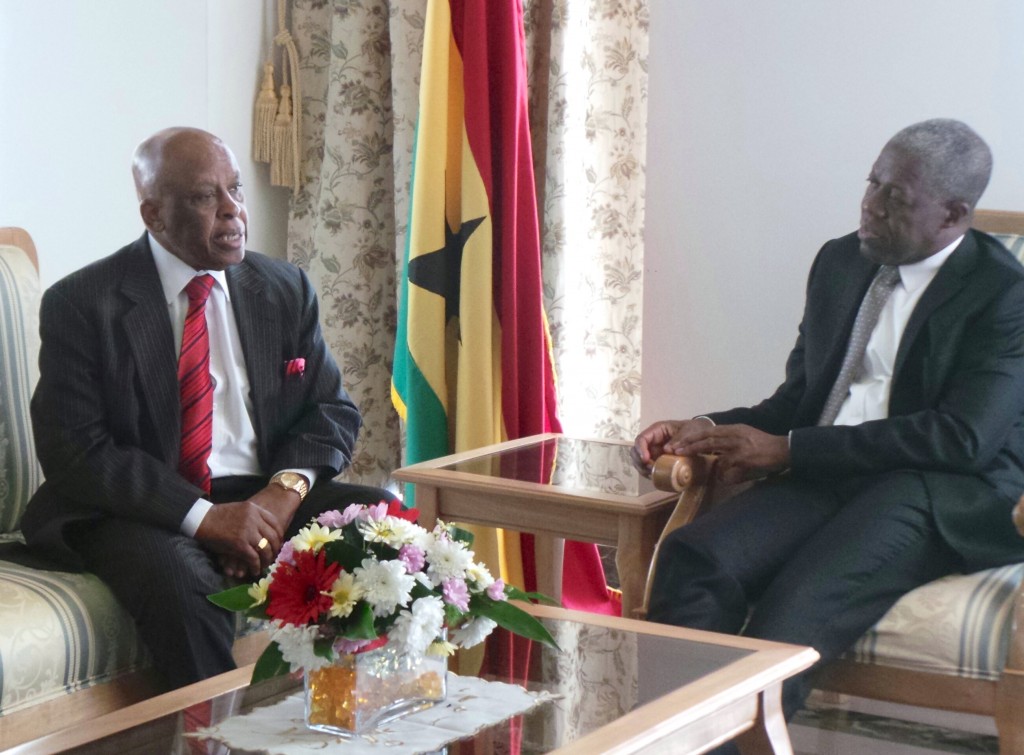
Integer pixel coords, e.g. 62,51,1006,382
832,236,963,426
149,235,316,536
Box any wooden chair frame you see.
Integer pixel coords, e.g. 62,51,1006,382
643,209,1024,751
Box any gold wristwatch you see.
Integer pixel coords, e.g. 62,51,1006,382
270,471,310,501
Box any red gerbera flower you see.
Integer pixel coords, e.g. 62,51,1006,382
266,548,341,626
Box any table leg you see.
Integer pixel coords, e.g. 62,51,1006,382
735,683,793,755
616,513,666,619
533,535,564,605
415,485,439,529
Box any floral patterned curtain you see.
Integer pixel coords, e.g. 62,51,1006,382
285,0,648,486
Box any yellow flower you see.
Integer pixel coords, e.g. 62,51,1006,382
427,639,457,657
248,576,271,606
291,523,342,553
326,572,364,618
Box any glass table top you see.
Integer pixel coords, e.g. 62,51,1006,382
62,612,755,754
441,437,658,497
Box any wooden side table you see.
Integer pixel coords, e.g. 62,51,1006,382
392,434,679,617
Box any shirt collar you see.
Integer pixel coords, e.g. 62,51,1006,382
896,234,964,295
148,232,230,304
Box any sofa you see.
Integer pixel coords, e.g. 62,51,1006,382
0,228,266,749
644,209,1024,752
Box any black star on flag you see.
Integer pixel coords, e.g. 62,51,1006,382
407,215,486,325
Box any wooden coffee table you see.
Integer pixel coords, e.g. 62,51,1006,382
391,433,680,618
11,605,818,754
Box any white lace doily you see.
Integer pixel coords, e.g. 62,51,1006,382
194,673,557,754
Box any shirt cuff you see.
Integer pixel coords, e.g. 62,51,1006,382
181,499,213,538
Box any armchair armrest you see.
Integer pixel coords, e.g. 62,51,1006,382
639,454,747,617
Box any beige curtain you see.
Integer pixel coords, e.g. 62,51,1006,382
285,0,648,486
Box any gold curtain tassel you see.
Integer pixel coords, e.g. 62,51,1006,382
270,84,295,188
253,61,278,164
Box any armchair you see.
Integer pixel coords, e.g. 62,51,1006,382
643,209,1024,751
0,228,268,748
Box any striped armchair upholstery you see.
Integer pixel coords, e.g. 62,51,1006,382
0,241,151,723
0,232,266,749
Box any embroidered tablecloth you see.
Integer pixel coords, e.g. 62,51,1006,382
195,673,556,754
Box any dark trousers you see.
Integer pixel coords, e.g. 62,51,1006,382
646,471,962,718
71,477,393,689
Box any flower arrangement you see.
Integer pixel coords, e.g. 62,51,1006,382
209,499,557,682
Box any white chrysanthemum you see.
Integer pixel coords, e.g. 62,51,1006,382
465,561,494,590
327,571,364,619
450,616,498,649
358,516,420,549
290,522,342,553
424,537,475,585
427,639,457,657
272,623,330,673
388,595,445,654
353,558,416,617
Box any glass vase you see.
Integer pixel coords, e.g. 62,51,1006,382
303,642,447,736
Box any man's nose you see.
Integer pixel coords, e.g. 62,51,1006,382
217,190,241,217
862,188,886,218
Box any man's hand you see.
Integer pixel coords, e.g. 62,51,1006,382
631,418,715,476
671,423,790,484
1014,495,1024,537
195,501,284,579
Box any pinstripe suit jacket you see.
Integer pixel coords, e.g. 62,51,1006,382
21,234,362,568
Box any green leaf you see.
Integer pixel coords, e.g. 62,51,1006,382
322,540,368,571
471,598,559,649
208,584,256,612
505,585,560,606
339,602,378,640
251,642,290,683
313,637,334,660
447,524,475,546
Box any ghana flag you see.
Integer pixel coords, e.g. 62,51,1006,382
392,0,614,613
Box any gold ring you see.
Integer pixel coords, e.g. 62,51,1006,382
257,537,269,550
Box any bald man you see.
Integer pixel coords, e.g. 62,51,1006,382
22,127,390,688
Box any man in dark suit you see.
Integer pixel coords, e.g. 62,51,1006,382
21,127,391,688
633,119,1024,717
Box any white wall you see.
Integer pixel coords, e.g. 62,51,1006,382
0,0,289,287
642,0,1024,427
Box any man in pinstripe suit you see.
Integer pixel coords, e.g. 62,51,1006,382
21,127,391,688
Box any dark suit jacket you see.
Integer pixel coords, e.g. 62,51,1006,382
707,230,1024,570
21,234,362,567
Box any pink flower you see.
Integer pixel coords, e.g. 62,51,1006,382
363,502,389,521
276,541,297,567
339,503,364,525
316,510,346,528
333,637,373,655
398,544,425,573
487,579,507,601
442,577,470,611
284,358,305,377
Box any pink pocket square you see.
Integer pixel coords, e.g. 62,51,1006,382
284,358,305,377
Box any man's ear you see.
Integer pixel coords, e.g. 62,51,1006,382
943,200,971,229
140,199,164,233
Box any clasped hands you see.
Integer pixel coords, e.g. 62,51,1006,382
631,418,790,484
194,485,303,579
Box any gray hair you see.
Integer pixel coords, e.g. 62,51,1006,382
886,119,992,208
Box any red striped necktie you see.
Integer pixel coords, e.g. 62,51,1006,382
178,274,215,494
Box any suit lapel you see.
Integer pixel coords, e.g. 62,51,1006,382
227,260,278,448
893,234,978,379
120,236,181,462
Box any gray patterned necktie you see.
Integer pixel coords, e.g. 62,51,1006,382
817,265,901,426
